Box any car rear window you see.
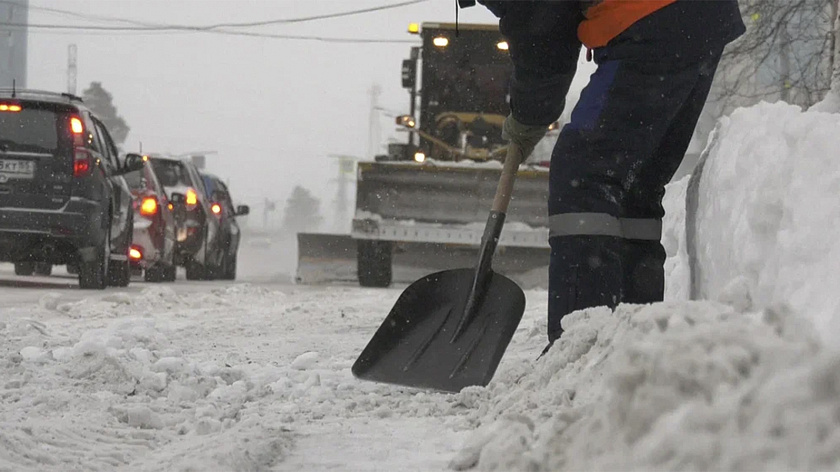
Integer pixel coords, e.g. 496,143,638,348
151,159,191,188
0,107,62,153
202,176,216,197
124,169,144,189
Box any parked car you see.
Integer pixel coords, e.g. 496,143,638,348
0,89,143,289
124,156,177,282
149,156,222,279
201,173,249,280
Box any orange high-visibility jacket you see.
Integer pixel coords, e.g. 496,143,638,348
578,0,677,48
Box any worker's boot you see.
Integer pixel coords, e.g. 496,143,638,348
621,240,666,304
547,235,623,343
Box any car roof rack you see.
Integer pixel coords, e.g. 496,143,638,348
0,88,84,103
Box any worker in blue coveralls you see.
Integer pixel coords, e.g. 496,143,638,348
473,0,745,350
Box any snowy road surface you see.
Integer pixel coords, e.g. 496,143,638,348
4,102,840,471
0,238,486,471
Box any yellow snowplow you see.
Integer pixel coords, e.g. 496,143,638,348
296,22,551,287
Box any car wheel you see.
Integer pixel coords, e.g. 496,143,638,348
34,263,52,276
108,257,130,287
144,265,164,283
164,264,177,282
185,261,205,280
357,240,392,288
223,254,237,281
14,262,34,276
79,230,110,290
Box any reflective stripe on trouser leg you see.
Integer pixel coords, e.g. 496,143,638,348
548,213,662,241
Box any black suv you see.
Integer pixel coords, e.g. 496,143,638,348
201,173,249,280
149,156,222,280
0,89,143,288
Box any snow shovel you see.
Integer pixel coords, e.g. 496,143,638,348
352,144,527,392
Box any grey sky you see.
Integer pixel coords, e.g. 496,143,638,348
25,0,499,228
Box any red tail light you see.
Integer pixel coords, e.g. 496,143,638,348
73,149,92,177
211,203,222,216
140,197,158,216
129,246,143,260
70,116,84,134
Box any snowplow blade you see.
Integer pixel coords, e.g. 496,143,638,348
296,233,549,287
295,233,358,284
355,162,548,227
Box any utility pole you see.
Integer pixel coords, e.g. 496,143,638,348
408,46,420,148
67,44,78,95
367,84,382,159
328,154,359,232
0,0,28,88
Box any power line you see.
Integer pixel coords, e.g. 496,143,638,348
0,0,427,43
1,0,428,31
18,27,419,44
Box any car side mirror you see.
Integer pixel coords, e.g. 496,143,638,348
116,153,146,175
235,205,250,216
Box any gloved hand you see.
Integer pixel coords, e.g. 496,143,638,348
502,115,548,164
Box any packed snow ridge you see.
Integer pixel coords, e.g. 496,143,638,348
1,101,839,471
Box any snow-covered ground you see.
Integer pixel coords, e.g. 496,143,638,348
2,101,840,471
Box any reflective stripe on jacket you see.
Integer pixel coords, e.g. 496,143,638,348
578,0,677,48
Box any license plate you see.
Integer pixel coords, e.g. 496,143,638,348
0,159,36,180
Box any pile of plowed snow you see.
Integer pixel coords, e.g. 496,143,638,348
451,102,840,471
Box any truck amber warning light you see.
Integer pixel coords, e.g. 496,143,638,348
0,104,22,112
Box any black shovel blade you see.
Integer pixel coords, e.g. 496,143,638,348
352,268,526,393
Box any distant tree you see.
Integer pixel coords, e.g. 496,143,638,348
712,0,835,111
683,0,839,150
281,186,323,234
81,82,130,145
823,0,840,108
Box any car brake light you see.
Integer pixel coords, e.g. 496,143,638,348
0,103,22,112
186,188,198,207
73,149,92,177
70,116,84,134
140,197,158,216
211,203,222,216
129,246,143,260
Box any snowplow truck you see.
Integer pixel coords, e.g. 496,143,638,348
296,22,550,287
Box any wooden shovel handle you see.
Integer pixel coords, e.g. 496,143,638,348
491,144,524,214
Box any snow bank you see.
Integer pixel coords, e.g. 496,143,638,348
452,102,840,471
452,300,840,471
692,102,840,347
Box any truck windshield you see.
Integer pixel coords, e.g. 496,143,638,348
421,28,511,117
